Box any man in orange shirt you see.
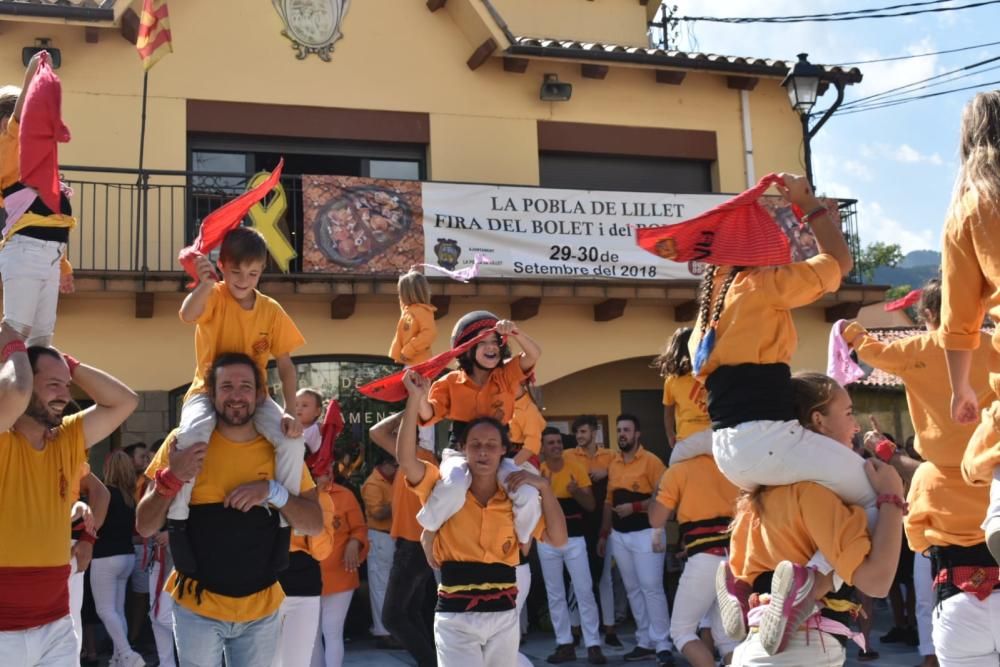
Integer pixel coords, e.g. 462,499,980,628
361,452,399,647
370,412,438,667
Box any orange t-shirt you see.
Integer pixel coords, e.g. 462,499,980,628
318,483,369,596
655,454,738,526
605,446,665,504
409,461,545,565
567,446,616,477
390,448,437,541
291,489,335,562
184,282,305,400
662,373,710,441
728,482,870,587
361,468,394,533
389,303,437,365
509,393,545,455
425,360,528,425
690,254,843,382
905,462,989,554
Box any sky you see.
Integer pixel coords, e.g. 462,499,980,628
670,0,1000,253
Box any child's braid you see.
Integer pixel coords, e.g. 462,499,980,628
696,265,718,337
709,267,744,328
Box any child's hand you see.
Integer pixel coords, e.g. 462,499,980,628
27,50,50,75
776,173,821,210
59,273,75,294
402,369,429,397
192,252,218,284
420,529,440,569
281,413,303,438
495,319,518,336
343,538,362,572
864,458,904,499
951,383,980,424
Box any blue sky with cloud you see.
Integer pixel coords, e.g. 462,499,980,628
673,0,1000,252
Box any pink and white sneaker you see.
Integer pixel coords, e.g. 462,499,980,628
715,560,751,641
758,560,817,656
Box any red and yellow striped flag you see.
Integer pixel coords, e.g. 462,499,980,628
136,0,172,71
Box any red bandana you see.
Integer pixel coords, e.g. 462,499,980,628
884,289,922,312
636,173,798,267
19,61,70,213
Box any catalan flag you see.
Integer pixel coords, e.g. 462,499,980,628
136,0,172,71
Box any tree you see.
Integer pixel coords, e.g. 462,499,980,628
857,242,904,283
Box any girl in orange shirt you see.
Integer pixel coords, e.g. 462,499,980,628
653,327,711,465
314,479,369,667
389,270,438,366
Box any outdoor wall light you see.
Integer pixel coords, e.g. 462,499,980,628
540,73,572,102
22,38,61,69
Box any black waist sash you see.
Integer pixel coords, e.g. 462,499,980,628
928,543,1000,603
705,363,795,430
436,561,517,613
278,550,322,598
170,503,290,603
678,516,732,556
611,489,651,533
558,497,586,538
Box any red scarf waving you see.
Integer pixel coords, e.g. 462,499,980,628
178,158,284,286
305,399,345,479
359,327,501,403
884,288,922,312
636,173,798,267
19,60,70,213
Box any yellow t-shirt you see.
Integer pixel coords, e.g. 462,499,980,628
509,393,546,455
662,374,711,441
146,430,315,623
655,454,737,526
0,117,19,197
905,462,989,554
0,413,86,567
541,456,592,499
184,282,305,401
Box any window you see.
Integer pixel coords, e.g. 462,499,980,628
539,152,712,194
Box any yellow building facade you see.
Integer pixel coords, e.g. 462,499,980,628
0,0,880,458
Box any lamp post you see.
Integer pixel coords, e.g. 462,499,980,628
782,53,845,188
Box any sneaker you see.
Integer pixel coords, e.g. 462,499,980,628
119,650,146,667
623,646,657,661
587,646,608,665
604,632,623,649
656,650,676,666
758,560,817,656
375,635,402,650
880,625,909,644
715,559,750,641
905,625,921,647
856,648,880,661
547,644,576,664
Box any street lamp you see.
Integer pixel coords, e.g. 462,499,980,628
782,53,845,188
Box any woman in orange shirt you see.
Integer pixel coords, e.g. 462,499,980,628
313,478,369,667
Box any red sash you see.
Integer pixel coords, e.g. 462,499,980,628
0,565,70,630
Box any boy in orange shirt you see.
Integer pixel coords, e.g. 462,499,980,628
413,310,543,545
171,226,306,536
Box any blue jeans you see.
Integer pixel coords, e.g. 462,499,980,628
172,604,279,667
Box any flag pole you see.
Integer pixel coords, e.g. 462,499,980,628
136,69,149,273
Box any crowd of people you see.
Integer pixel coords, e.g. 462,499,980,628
6,48,1000,667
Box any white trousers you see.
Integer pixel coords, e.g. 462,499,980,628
669,428,713,466
539,537,601,648
273,595,320,667
417,451,541,544
173,392,304,523
670,553,738,657
713,420,877,514
933,590,1000,666
515,563,532,666
599,545,615,627
0,615,78,667
90,553,136,659
610,529,672,652
366,529,395,637
732,629,846,666
68,547,84,659
0,234,65,345
434,609,520,667
311,589,353,667
914,552,935,657
149,554,176,667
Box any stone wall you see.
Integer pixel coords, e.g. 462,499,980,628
120,390,172,449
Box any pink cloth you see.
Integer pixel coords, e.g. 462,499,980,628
416,253,492,283
828,320,866,386
1,187,37,236
19,61,70,213
747,601,866,651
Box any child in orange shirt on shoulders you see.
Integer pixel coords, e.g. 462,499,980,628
170,226,306,535
389,269,437,366
413,310,543,545
653,327,711,466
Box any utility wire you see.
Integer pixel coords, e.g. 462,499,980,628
838,55,1000,110
834,78,1000,116
676,0,1000,23
831,39,1000,66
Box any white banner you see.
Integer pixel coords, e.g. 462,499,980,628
422,182,730,281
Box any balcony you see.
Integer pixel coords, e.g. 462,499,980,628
56,165,881,322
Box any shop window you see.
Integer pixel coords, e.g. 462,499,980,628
539,152,712,194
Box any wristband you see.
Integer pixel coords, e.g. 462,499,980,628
63,353,80,376
874,439,897,463
1,340,26,363
154,468,184,498
802,205,828,224
78,531,97,545
267,480,289,509
632,501,643,513
876,494,909,515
